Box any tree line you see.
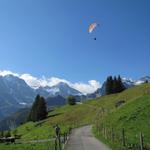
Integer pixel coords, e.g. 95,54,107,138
105,75,126,95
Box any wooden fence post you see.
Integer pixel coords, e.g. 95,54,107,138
122,128,125,146
103,127,105,138
105,127,107,139
65,133,67,141
140,132,144,150
98,126,100,135
55,138,57,150
58,135,62,150
63,133,65,144
111,128,114,143
65,132,68,141
103,126,105,137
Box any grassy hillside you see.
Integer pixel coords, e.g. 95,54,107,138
93,83,150,149
0,104,97,149
0,83,150,149
15,104,97,140
104,95,150,141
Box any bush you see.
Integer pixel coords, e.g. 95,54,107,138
67,96,76,105
5,130,11,137
0,131,4,138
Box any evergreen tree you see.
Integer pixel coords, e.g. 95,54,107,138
28,94,40,121
67,96,76,105
105,75,126,95
113,76,118,93
28,95,47,122
109,76,114,93
5,130,11,137
117,75,125,92
0,131,4,138
106,76,113,95
13,129,18,137
37,96,48,121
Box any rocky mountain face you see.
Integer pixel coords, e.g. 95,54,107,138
0,75,35,119
0,75,82,119
36,82,82,98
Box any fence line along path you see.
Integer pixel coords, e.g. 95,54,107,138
64,125,111,150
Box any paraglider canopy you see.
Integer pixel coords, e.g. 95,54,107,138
88,22,98,33
88,22,99,40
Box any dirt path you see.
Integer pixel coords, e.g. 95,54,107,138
65,125,111,150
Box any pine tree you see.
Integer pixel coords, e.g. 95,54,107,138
37,96,48,121
106,76,113,95
13,129,18,137
28,95,47,122
113,76,118,93
0,131,4,138
117,75,125,92
5,130,11,137
67,96,76,105
105,76,110,95
28,94,40,121
105,75,126,95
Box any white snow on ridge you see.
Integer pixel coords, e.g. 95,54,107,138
0,70,149,95
134,80,144,85
46,88,60,94
0,70,101,94
19,102,27,105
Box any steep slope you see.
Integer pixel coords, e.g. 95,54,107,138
103,95,150,143
49,82,82,97
2,75,35,104
0,75,35,118
0,75,83,119
92,83,150,149
35,82,82,98
0,108,30,131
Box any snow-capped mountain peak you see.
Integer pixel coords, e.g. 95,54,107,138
122,77,135,88
135,76,150,85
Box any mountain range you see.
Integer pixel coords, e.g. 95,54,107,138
0,74,149,121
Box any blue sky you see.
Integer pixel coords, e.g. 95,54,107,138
0,0,149,83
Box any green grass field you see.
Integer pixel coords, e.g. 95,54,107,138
0,83,150,149
93,83,150,149
0,142,54,150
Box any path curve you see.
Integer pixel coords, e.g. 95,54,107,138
65,125,111,150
